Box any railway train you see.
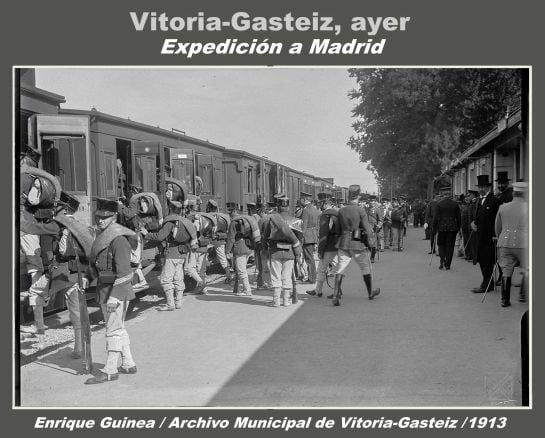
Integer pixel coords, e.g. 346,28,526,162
18,69,350,320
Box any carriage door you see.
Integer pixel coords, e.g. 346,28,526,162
132,141,168,207
171,149,195,195
29,114,92,226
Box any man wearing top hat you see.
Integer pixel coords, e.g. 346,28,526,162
82,198,138,384
331,185,380,306
299,191,320,284
495,181,529,307
495,172,513,205
470,175,500,293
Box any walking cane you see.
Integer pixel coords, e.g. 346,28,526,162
482,242,499,303
428,234,436,266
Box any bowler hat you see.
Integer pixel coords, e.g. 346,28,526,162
95,197,118,217
476,175,492,187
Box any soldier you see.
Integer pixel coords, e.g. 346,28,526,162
225,203,261,296
184,209,211,295
299,191,320,284
143,201,198,310
365,197,383,263
54,192,93,359
256,202,276,289
433,193,461,270
261,196,303,307
495,181,528,307
205,199,233,284
382,199,392,249
82,198,138,384
306,193,340,298
390,199,406,251
471,175,500,294
331,185,380,306
20,146,62,335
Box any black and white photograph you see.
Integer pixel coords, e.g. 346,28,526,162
15,66,530,408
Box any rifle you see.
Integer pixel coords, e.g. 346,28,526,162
71,235,93,373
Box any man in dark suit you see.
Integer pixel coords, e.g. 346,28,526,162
433,194,461,270
495,171,513,205
471,175,500,293
300,191,320,283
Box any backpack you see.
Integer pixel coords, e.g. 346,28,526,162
391,207,403,223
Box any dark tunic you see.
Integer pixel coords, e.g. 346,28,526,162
335,204,372,252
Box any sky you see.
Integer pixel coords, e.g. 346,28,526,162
35,68,377,193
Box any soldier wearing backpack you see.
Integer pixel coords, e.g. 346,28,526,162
225,203,261,296
82,198,139,384
261,196,303,307
206,199,233,284
143,201,198,310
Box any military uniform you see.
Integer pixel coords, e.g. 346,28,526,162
261,197,302,307
495,182,528,306
300,192,320,283
225,204,261,296
332,185,380,306
365,202,383,262
206,200,232,283
84,198,137,384
145,201,198,309
306,201,340,298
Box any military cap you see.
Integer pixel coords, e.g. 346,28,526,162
317,192,330,201
58,191,80,214
300,191,312,199
21,144,41,165
476,174,492,187
207,199,218,208
247,201,257,208
512,181,528,192
348,184,361,199
95,197,119,217
276,197,289,208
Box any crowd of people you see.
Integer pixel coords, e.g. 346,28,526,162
422,172,529,308
18,143,529,385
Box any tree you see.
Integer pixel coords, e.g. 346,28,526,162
348,68,522,198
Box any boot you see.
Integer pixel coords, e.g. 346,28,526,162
164,290,175,311
363,274,380,300
232,276,239,294
501,277,511,307
174,291,183,309
72,328,83,359
33,305,46,334
331,274,343,306
370,247,376,263
272,288,281,307
519,273,527,303
282,289,291,306
224,267,232,285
